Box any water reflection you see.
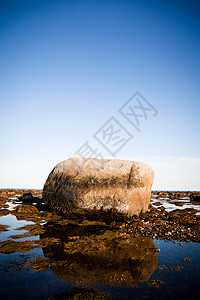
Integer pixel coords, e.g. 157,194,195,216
41,222,158,287
0,214,35,242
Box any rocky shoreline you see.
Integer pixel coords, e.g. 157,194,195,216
0,189,200,244
0,189,200,299
120,203,200,243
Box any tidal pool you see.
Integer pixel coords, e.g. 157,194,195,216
0,212,200,299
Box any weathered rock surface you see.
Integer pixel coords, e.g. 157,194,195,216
43,158,154,217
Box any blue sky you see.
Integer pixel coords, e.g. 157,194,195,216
1,0,200,190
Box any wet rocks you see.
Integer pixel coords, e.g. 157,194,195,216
19,192,41,205
0,224,9,232
146,279,165,288
20,192,34,201
15,192,50,213
0,240,35,254
15,205,39,214
1,189,200,246
190,194,200,202
43,158,154,217
151,190,192,200
173,201,185,206
123,204,200,243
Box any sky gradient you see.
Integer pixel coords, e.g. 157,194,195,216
1,0,200,190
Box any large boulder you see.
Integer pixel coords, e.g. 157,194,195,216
42,158,154,217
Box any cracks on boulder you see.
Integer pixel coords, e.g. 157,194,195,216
127,166,144,189
127,167,133,189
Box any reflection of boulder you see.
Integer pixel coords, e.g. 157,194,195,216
41,222,158,287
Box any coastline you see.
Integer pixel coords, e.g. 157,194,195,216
0,189,200,299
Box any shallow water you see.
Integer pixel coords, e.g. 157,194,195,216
0,214,35,242
0,194,200,299
151,195,200,214
100,240,200,300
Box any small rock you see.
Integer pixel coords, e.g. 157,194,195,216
15,205,39,214
20,192,34,201
190,194,200,202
